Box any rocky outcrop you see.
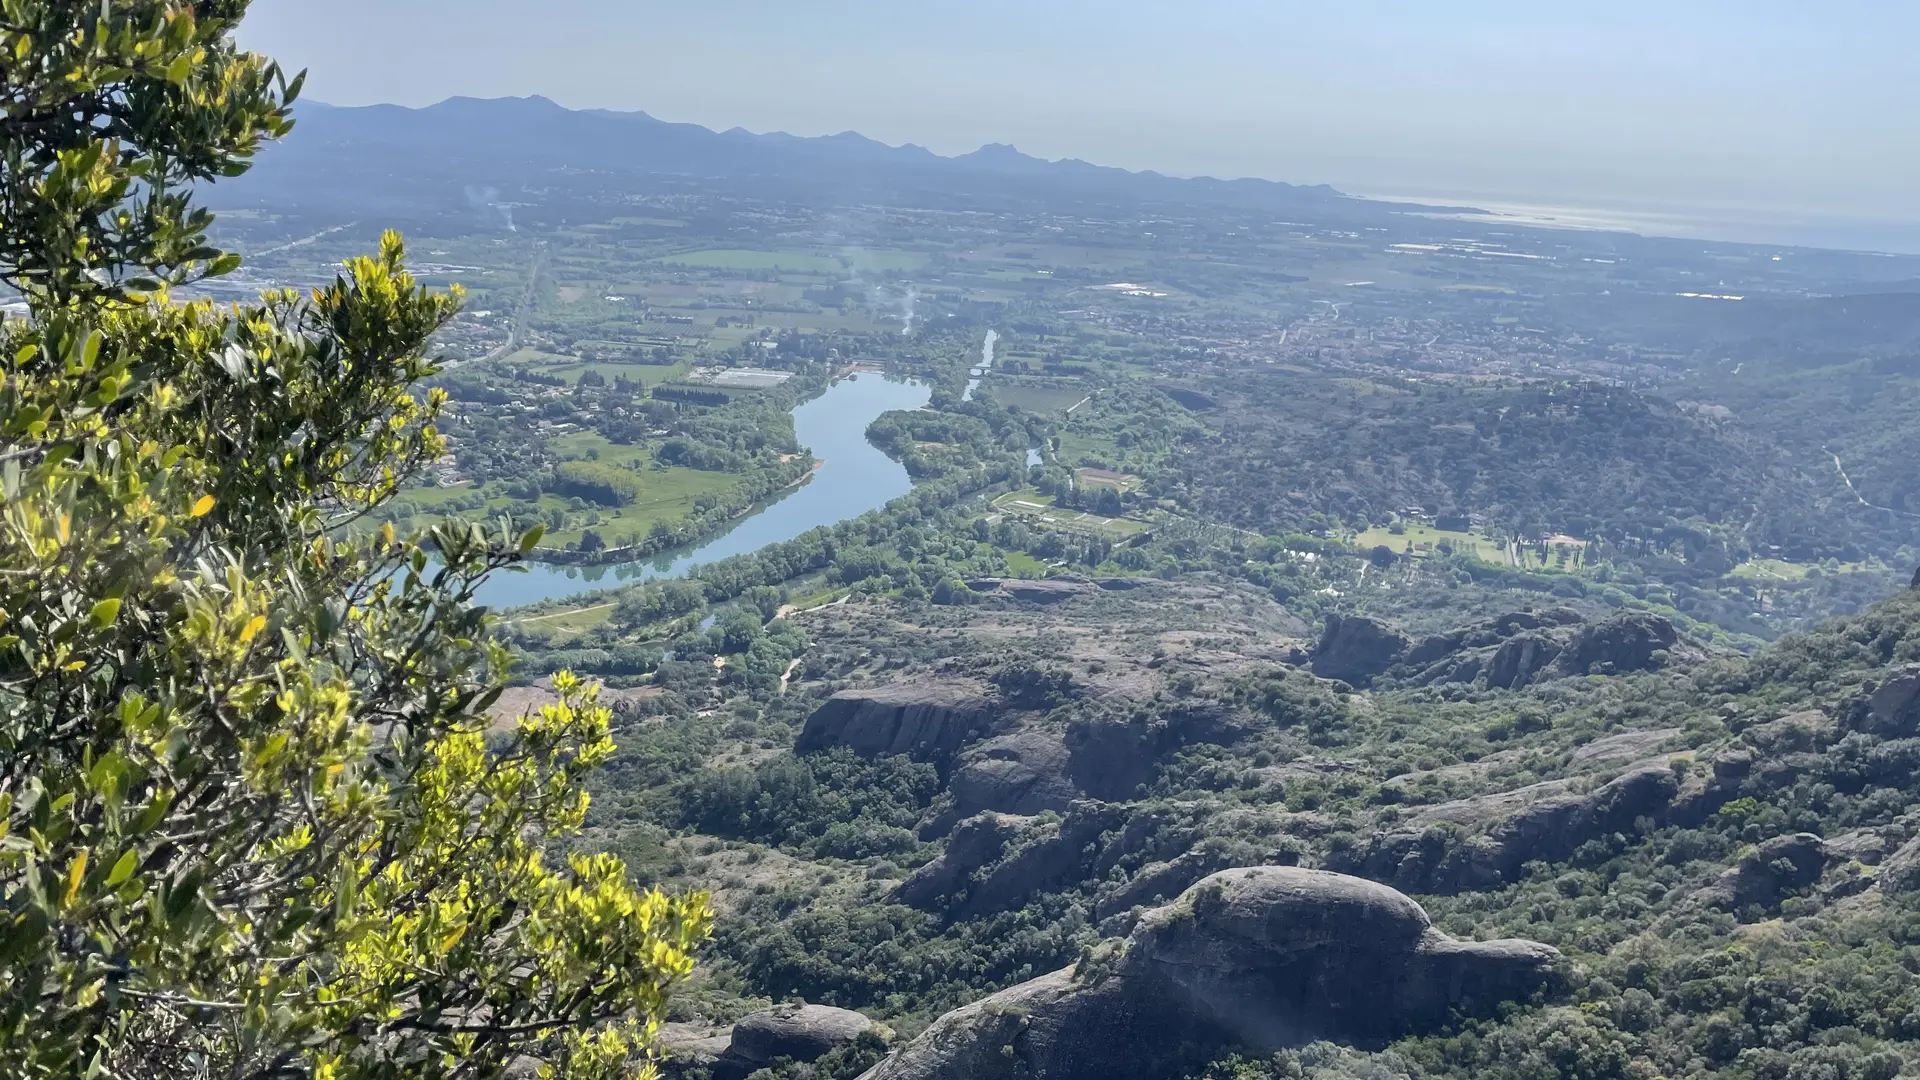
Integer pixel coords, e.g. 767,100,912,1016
796,681,999,763
663,1005,882,1079
726,1004,879,1070
946,732,1080,821
1485,632,1564,689
1876,834,1920,894
1064,701,1251,801
1861,665,1920,738
1310,614,1412,687
1337,760,1701,894
1093,849,1234,921
964,577,1096,604
900,803,1129,918
858,868,1559,1080
1550,611,1680,677
1697,833,1830,914
1388,609,1697,690
892,812,1026,909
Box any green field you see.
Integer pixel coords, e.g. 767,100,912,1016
389,431,743,549
1356,524,1509,564
992,489,1150,540
1729,557,1874,582
987,381,1091,414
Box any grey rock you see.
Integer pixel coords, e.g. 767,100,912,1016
1002,578,1093,604
1698,833,1830,914
892,812,1026,908
1876,834,1920,894
1486,632,1564,689
1741,710,1834,754
1549,611,1680,678
897,804,1128,917
1064,702,1251,801
1095,576,1152,591
796,681,999,762
948,732,1079,820
655,1023,732,1073
1310,614,1412,687
858,868,1558,1080
1093,849,1235,921
1864,665,1920,738
1340,762,1684,894
724,1004,877,1070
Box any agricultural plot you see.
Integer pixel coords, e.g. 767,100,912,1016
1355,524,1510,564
991,489,1151,540
987,380,1091,414
1075,467,1141,493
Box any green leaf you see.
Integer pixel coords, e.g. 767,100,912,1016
88,598,121,628
105,849,138,887
520,524,545,553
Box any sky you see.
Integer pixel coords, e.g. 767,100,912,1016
238,1,1920,229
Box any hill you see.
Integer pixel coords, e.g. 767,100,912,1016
563,569,1920,1080
214,95,1426,223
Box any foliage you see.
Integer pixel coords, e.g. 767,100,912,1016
0,4,708,1076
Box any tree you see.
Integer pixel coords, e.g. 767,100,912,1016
0,4,708,1077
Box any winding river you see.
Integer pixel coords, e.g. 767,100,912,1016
474,374,932,608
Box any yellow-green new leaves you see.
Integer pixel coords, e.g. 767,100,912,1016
1,4,709,1076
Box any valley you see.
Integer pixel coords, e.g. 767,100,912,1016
210,96,1920,1080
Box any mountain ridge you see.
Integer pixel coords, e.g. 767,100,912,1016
224,94,1412,221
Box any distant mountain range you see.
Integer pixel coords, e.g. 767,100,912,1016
218,95,1433,224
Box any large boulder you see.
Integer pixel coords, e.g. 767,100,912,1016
1310,614,1412,687
1485,632,1564,689
892,812,1026,908
1697,833,1830,915
947,732,1079,821
858,868,1559,1080
1549,611,1679,677
1862,665,1920,738
722,1004,879,1073
796,681,999,763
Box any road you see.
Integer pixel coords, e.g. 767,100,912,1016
467,241,548,366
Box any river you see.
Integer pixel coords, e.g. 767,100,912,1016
962,328,996,402
474,373,932,608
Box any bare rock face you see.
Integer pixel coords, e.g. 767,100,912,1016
947,732,1079,821
1698,833,1830,914
1485,632,1565,689
1877,834,1920,894
964,577,1096,604
858,868,1559,1080
896,804,1127,917
1863,665,1920,738
1336,761,1689,894
1310,614,1412,687
796,681,999,763
1549,611,1681,677
725,1004,878,1071
1390,609,1699,690
892,812,1026,909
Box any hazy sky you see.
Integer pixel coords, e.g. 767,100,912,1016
239,1,1919,224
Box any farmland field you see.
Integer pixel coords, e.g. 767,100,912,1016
986,380,1091,414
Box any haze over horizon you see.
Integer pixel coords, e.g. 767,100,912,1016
241,1,1920,252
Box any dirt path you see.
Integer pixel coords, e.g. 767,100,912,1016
1828,449,1920,519
514,601,617,624
778,657,803,694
